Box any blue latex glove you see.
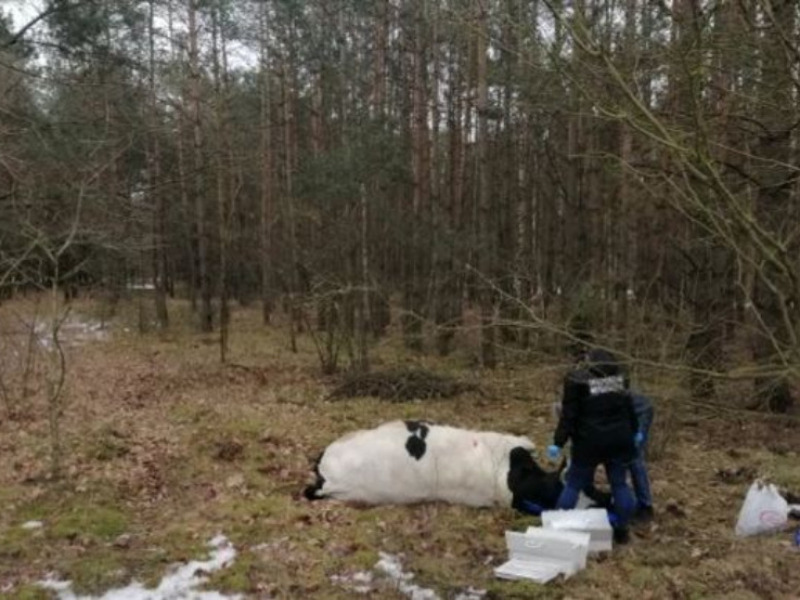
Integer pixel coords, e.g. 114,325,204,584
634,431,645,447
521,500,544,516
547,445,561,460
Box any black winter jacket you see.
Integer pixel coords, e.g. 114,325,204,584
553,353,638,464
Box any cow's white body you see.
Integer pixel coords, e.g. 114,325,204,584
310,420,535,507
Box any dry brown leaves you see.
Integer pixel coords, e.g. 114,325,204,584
0,298,799,600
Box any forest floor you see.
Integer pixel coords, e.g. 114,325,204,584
0,296,798,600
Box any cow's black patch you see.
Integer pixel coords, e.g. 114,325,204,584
405,435,427,460
303,451,327,500
404,420,430,438
404,421,430,460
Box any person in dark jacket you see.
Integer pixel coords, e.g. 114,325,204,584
554,390,656,522
547,349,639,543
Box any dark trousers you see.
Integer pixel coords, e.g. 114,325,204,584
556,458,636,527
630,446,653,508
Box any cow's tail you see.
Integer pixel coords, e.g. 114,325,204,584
304,481,324,500
303,452,326,501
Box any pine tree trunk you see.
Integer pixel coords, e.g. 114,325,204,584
188,0,213,332
170,0,197,312
259,1,274,325
355,184,370,372
435,29,465,356
213,7,230,362
476,0,496,368
403,0,429,352
282,62,299,353
149,0,168,330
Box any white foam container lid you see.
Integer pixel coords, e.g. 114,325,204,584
539,508,613,552
494,558,564,583
506,529,590,573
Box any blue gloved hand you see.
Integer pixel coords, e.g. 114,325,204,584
521,500,544,516
634,431,645,447
547,445,561,460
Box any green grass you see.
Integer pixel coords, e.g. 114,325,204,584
204,550,258,595
626,564,659,588
772,456,800,490
50,505,128,543
83,426,131,461
67,553,130,595
0,524,44,564
3,488,137,595
484,579,569,599
0,585,51,600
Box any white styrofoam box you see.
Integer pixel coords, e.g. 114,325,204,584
541,508,610,530
494,529,591,583
494,558,563,583
539,508,613,553
507,529,591,573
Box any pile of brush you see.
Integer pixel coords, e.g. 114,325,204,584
327,368,481,401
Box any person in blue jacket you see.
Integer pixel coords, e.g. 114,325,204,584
548,348,640,543
629,392,654,521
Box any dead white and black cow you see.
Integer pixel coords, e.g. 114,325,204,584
303,420,609,511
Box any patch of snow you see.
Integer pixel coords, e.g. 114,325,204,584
454,587,487,600
35,316,110,349
375,553,440,600
21,520,44,530
38,535,241,600
331,553,441,599
251,537,289,553
39,577,74,596
330,570,373,594
331,552,486,599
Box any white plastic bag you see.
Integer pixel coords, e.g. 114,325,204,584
734,480,789,537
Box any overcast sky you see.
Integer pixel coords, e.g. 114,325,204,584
5,0,45,31
4,0,258,71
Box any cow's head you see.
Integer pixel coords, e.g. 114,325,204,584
507,447,613,514
507,447,565,513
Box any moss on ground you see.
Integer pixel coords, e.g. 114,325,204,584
772,456,800,490
50,505,128,543
0,585,51,600
66,553,129,595
204,550,257,595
